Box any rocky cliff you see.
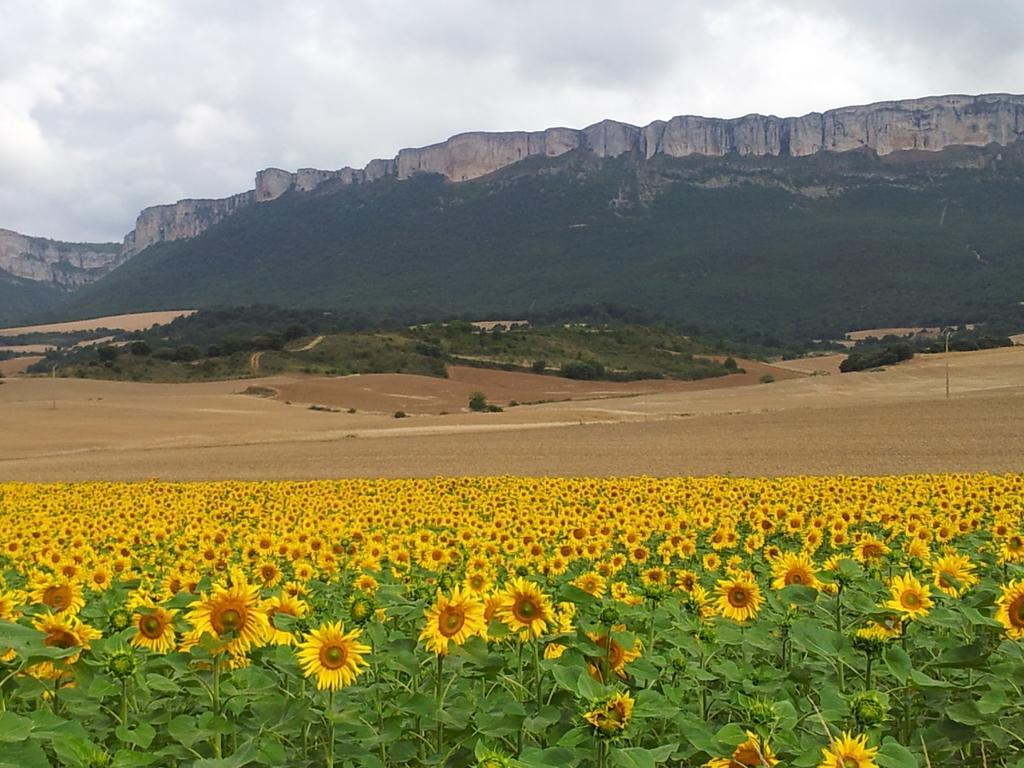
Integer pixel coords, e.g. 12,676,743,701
116,92,1024,256
0,228,124,288
122,191,254,256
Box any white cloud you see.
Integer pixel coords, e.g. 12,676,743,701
0,0,1021,241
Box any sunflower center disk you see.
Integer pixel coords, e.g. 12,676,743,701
1012,597,1024,626
141,616,163,638
515,599,537,621
219,608,242,632
44,586,68,609
320,644,347,669
441,608,466,637
728,588,749,608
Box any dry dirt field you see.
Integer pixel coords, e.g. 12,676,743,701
0,310,193,337
2,345,1022,480
269,362,802,415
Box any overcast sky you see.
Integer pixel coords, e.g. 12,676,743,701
2,0,1022,242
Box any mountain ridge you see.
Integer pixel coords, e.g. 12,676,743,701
118,92,1024,256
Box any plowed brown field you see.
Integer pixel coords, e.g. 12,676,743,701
2,347,1022,480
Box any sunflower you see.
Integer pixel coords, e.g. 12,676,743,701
995,580,1024,639
818,732,878,768
130,605,178,653
853,537,889,563
582,691,634,736
884,573,932,621
185,577,270,656
714,573,763,623
586,624,642,682
496,578,553,639
1000,534,1024,564
0,588,23,621
28,574,85,615
572,571,607,598
771,552,820,591
704,730,779,767
855,613,902,643
931,553,977,597
419,587,486,655
296,621,370,691
255,560,283,588
464,570,492,594
29,613,102,679
263,593,309,645
544,642,567,659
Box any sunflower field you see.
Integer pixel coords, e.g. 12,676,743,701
2,475,1024,768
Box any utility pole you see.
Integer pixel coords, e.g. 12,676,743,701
51,364,57,410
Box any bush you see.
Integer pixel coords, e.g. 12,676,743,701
561,359,606,380
393,411,408,419
96,345,120,363
723,356,738,372
468,391,488,412
840,343,914,373
174,345,201,362
129,341,152,356
531,359,547,373
759,373,775,384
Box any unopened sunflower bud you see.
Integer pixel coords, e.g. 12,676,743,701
850,690,887,727
105,648,138,679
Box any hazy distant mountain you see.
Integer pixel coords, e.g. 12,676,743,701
0,229,122,325
5,93,1024,336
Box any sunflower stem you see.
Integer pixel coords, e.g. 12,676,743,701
596,737,607,768
532,639,543,717
326,689,335,768
517,641,525,755
211,656,222,759
834,585,845,693
373,660,386,765
647,599,657,667
901,626,911,744
435,652,445,754
120,677,130,730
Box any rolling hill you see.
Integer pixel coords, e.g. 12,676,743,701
57,143,1024,340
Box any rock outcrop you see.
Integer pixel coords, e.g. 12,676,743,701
121,191,254,257
114,92,1024,256
0,228,124,288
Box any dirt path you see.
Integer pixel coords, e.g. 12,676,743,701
290,335,325,352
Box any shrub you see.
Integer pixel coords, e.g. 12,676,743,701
96,345,120,363
393,411,408,419
840,343,914,373
759,373,775,384
531,360,547,373
561,359,606,380
468,391,489,412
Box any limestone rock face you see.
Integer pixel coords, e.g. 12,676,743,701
0,228,124,288
109,92,1024,257
121,191,254,256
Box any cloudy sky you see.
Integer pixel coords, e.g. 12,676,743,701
2,0,1022,242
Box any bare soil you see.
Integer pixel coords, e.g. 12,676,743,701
0,356,43,377
268,363,802,415
0,310,193,337
2,347,1022,480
